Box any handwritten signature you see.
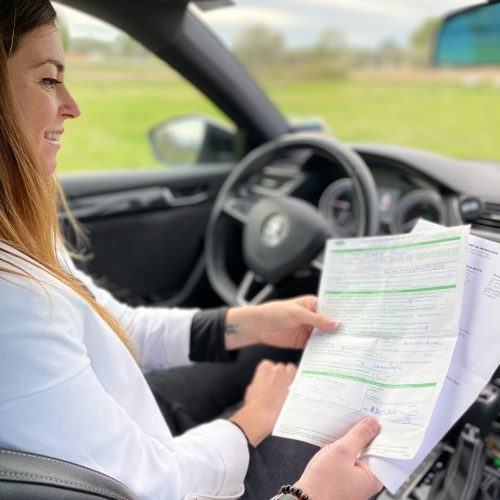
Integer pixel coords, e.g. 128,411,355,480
355,360,402,373
367,407,424,427
402,338,443,347
367,405,397,416
371,361,402,373
390,410,424,427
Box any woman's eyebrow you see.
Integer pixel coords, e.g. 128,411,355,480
33,58,65,72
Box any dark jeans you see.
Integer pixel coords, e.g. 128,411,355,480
145,345,318,499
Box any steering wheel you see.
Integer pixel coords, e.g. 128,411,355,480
205,134,379,305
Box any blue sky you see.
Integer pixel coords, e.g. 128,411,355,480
55,0,483,49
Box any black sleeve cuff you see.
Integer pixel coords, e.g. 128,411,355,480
189,307,238,362
227,420,251,446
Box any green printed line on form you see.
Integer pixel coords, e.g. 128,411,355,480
302,370,437,389
325,284,456,295
331,236,461,253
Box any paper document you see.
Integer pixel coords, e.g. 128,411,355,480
273,226,470,460
367,220,500,493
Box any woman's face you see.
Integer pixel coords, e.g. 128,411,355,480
7,24,80,174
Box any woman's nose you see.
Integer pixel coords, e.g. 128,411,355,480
60,86,81,119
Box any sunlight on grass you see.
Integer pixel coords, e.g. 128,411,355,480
57,60,500,172
266,79,500,160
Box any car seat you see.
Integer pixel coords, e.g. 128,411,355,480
0,447,137,499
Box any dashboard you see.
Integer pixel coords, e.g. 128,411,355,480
249,142,500,243
241,141,500,499
318,177,448,236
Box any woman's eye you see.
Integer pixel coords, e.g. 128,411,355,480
41,77,62,88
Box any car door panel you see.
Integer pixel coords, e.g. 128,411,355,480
59,165,232,307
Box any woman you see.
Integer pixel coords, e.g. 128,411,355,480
0,1,383,499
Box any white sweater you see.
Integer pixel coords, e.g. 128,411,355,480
0,244,249,499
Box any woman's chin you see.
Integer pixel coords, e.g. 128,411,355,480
40,143,60,175
42,159,57,175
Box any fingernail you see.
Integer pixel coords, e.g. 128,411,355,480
327,319,340,329
363,417,381,433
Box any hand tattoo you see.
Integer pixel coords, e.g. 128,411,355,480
225,323,241,337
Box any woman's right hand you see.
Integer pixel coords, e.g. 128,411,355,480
295,417,383,500
229,359,296,447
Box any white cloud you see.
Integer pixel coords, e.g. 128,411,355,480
203,6,302,28
54,0,489,49
302,0,422,20
203,0,488,48
301,0,483,18
54,2,120,41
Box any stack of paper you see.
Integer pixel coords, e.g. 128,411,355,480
273,222,500,493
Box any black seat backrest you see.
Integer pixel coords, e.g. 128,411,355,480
0,448,138,500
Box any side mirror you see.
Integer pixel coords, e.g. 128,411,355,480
289,117,328,134
148,115,237,166
435,2,500,65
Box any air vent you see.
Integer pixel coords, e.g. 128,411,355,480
472,202,500,231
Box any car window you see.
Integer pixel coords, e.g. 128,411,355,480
54,3,231,173
198,0,499,162
56,0,500,172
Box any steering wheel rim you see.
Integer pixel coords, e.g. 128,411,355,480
205,133,379,305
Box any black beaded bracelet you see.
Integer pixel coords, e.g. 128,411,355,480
279,484,311,500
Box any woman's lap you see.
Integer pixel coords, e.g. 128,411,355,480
145,345,317,498
242,436,318,499
145,345,301,429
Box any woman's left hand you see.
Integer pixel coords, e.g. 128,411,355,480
224,295,339,350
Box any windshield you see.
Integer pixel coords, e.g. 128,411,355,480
199,0,499,161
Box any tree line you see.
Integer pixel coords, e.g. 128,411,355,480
232,18,440,79
59,17,439,79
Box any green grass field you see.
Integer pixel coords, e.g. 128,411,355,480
57,61,500,172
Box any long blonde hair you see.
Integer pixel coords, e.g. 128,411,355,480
0,0,136,357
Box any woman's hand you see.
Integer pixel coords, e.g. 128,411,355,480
224,295,338,351
295,418,383,500
229,360,296,446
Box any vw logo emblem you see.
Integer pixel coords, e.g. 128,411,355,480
261,213,289,247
